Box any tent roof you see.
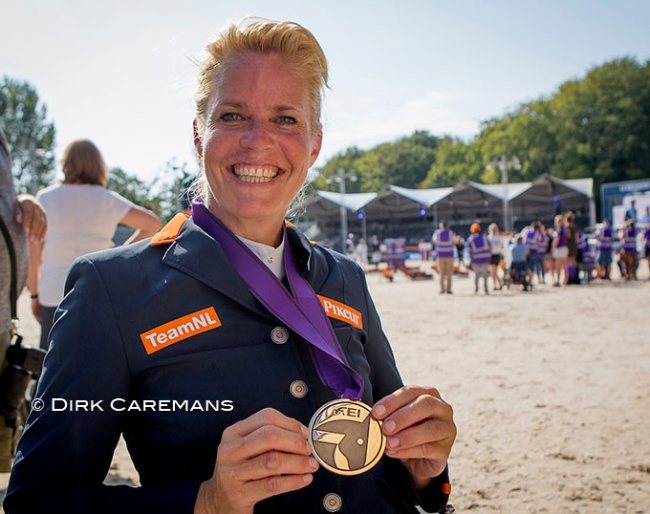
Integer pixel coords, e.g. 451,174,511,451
385,185,454,207
300,174,594,225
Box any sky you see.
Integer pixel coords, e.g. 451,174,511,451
2,0,649,184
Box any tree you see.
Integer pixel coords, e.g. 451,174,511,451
107,160,194,223
0,76,56,193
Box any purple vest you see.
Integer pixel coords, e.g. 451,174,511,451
434,229,454,258
468,234,491,265
623,226,637,253
597,226,613,253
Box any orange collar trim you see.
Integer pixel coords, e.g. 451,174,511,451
151,213,190,247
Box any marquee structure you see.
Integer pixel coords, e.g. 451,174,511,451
297,174,595,243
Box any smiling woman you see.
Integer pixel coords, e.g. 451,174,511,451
5,19,455,514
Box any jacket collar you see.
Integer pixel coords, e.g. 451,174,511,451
153,215,328,315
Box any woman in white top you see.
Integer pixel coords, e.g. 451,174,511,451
487,223,504,290
30,139,162,349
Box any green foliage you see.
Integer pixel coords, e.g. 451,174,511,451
312,131,441,192
107,160,193,223
0,76,56,193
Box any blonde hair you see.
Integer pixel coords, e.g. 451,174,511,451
61,139,108,186
488,223,499,235
194,19,329,136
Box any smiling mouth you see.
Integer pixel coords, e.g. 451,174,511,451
232,166,279,183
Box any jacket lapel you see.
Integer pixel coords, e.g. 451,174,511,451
160,218,271,318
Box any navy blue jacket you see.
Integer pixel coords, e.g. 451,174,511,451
5,217,450,513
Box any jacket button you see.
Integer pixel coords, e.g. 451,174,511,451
271,326,289,345
323,493,342,512
289,380,308,398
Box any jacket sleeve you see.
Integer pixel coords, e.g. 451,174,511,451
4,256,201,514
354,265,452,513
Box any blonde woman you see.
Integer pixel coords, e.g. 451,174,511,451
487,223,503,290
9,21,455,513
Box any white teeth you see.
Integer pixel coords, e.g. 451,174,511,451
233,166,278,183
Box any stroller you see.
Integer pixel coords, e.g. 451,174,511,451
504,261,531,291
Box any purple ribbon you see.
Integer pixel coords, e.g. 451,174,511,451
192,202,363,400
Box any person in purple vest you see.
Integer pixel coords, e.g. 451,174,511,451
5,19,455,514
596,219,614,280
621,218,638,280
432,220,455,294
467,223,491,294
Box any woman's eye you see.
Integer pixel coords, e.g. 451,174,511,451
276,115,297,125
220,112,242,122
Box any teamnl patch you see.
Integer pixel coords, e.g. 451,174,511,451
318,296,363,329
140,307,222,354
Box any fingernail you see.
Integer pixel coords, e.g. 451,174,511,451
374,404,386,417
387,437,399,449
303,474,313,483
309,457,319,470
300,425,309,438
383,420,396,434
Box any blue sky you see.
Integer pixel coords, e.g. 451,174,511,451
2,0,649,183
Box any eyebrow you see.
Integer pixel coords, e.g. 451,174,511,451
216,101,302,114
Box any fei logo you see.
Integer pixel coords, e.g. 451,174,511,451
140,307,222,354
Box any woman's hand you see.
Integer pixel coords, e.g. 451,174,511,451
194,408,319,514
372,385,456,489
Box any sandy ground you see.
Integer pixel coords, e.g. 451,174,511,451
1,261,649,513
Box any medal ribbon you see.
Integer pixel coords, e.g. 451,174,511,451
192,202,363,400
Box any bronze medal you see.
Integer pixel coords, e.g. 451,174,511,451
308,399,386,476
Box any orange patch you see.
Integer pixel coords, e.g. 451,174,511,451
318,296,363,329
140,307,222,354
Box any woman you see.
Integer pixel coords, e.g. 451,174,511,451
551,214,569,286
487,223,503,290
29,139,162,349
6,20,455,514
564,211,579,284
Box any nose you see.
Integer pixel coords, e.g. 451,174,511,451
240,119,274,150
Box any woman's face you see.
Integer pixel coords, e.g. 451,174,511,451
197,52,322,241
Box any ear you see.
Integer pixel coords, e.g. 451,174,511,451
308,130,323,168
193,119,203,159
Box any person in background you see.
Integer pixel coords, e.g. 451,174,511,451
487,223,503,290
524,221,547,284
467,222,491,295
370,234,382,265
532,221,548,284
564,211,580,284
345,232,356,259
29,139,162,349
432,220,455,294
551,214,568,286
453,233,466,270
354,237,368,270
509,234,531,292
578,232,596,283
544,226,555,279
0,127,47,472
620,218,638,280
596,219,614,280
6,20,455,514
624,199,637,224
